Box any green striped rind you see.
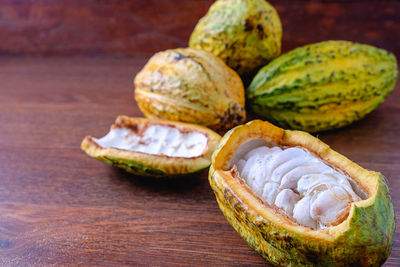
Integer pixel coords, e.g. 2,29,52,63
96,156,166,177
209,169,394,266
247,41,398,132
94,154,211,178
189,0,282,76
334,176,395,265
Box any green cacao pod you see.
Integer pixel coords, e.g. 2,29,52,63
81,116,221,177
134,48,246,134
189,0,282,76
209,120,395,266
247,41,398,132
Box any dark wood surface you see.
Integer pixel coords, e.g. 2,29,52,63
0,1,399,266
0,0,399,58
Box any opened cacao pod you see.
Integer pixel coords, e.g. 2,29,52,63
81,116,221,177
209,120,394,266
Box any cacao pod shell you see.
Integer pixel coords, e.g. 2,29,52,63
209,120,395,266
81,116,221,177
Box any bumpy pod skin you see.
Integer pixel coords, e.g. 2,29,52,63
189,0,282,76
247,41,398,132
209,120,395,266
81,116,221,177
134,48,246,134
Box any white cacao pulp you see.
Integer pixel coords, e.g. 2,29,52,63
94,124,208,158
236,146,366,229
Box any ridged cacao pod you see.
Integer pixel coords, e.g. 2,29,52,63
134,48,246,134
247,41,398,132
189,0,282,76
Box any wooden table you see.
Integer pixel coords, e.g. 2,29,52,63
0,1,399,266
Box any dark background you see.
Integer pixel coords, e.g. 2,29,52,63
0,0,399,57
0,1,399,266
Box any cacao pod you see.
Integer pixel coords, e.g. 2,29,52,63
189,0,282,76
209,120,395,266
247,41,398,132
134,48,246,133
81,116,221,177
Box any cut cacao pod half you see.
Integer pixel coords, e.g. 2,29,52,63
209,120,394,266
81,116,221,177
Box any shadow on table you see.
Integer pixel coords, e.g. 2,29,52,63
107,166,211,198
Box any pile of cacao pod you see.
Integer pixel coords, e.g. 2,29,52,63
82,0,397,265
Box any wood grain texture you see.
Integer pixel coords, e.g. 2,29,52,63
0,56,399,266
0,0,399,266
0,0,399,57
